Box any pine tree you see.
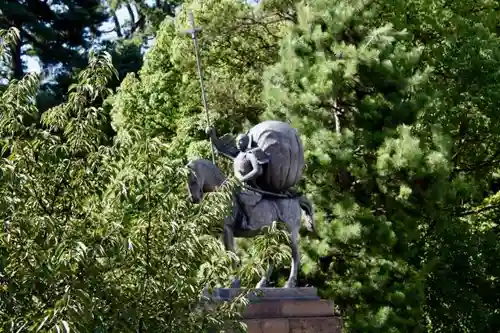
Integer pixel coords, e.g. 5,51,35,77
0,1,185,112
261,0,500,331
0,0,108,79
372,1,500,329
263,0,437,331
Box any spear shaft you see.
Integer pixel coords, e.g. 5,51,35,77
184,10,215,164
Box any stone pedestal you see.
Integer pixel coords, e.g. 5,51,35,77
204,287,342,333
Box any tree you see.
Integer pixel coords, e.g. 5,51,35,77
0,0,186,113
397,1,500,330
111,0,290,166
262,0,500,331
0,27,248,333
3,0,500,330
108,0,500,330
0,0,108,79
105,0,184,40
262,0,443,331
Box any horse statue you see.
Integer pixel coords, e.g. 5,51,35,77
186,158,316,288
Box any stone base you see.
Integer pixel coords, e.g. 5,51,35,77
203,287,320,301
203,287,342,333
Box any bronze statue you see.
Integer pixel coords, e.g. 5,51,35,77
186,159,316,288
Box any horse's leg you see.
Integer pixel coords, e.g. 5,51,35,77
223,218,241,288
284,226,300,288
256,264,274,288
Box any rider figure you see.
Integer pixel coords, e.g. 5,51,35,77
233,134,269,189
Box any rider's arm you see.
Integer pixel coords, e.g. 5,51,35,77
236,154,261,182
205,127,238,159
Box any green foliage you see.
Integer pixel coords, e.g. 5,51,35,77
238,222,292,287
0,1,185,112
3,0,500,331
262,0,500,331
0,0,108,78
0,28,249,333
111,0,293,163
0,27,20,79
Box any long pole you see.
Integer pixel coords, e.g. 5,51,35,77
184,10,216,164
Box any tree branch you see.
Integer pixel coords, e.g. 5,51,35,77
457,204,500,217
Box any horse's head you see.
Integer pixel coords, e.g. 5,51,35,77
185,159,227,204
186,162,203,204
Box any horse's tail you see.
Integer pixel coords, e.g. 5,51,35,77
297,195,317,235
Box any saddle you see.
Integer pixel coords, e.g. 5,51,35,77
232,183,301,231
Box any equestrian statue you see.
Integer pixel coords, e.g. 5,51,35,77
186,158,316,288
186,120,314,288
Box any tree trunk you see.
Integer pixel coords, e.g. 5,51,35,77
126,3,136,24
113,12,123,37
13,29,23,79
